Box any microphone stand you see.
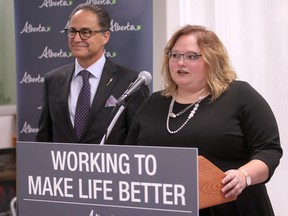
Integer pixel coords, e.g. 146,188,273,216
99,71,152,145
100,105,126,145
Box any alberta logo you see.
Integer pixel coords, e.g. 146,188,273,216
38,46,72,59
105,50,117,58
110,19,142,32
20,121,39,134
20,22,51,34
86,0,117,5
19,72,45,84
39,0,73,8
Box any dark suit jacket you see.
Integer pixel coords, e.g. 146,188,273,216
36,58,149,144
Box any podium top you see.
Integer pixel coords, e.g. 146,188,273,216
198,156,236,209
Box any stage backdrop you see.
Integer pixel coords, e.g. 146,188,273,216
14,0,153,141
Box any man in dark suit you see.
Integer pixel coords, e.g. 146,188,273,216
36,3,149,144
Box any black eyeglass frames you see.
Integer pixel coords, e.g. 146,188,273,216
64,28,106,40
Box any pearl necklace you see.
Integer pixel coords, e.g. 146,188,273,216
166,96,205,134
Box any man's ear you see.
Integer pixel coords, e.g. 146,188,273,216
102,31,110,45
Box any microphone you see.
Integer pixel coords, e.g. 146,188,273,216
116,71,152,106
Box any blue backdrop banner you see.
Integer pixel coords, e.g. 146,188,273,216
14,0,153,141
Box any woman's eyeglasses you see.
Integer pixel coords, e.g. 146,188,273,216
167,50,202,63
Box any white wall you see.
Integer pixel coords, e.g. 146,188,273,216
0,0,17,149
0,105,16,148
0,0,16,104
153,1,287,215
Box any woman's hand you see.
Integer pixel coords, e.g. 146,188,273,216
221,169,247,198
221,160,269,198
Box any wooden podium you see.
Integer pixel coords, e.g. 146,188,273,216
198,156,236,209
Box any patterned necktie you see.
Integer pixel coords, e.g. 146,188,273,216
74,70,91,140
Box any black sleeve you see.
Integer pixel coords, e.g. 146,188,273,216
124,91,154,145
237,82,282,181
125,85,150,130
35,74,53,142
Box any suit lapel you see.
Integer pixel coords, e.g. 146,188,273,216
86,59,118,126
59,64,77,140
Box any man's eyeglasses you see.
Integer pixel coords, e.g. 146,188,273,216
166,50,202,63
64,28,106,40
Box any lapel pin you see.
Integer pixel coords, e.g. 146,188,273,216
106,78,113,86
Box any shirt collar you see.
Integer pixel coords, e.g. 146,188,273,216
74,54,106,79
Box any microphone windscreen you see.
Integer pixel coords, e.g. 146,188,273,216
139,71,152,85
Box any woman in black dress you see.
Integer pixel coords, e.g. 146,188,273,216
125,25,282,216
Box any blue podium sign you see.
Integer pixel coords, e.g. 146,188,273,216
17,142,198,216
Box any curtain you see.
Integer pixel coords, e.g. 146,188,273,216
175,1,288,215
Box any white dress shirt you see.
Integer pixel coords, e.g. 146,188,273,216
68,54,106,126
